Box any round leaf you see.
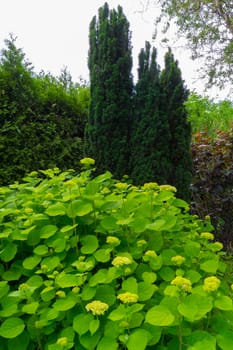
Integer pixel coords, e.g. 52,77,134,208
214,296,233,311
127,329,150,350
97,336,118,350
0,243,17,262
40,225,57,239
73,313,93,335
145,305,175,326
0,317,25,339
45,203,66,216
81,235,99,254
217,330,233,350
23,255,41,270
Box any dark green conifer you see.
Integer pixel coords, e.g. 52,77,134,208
160,48,192,201
130,42,171,185
131,42,170,184
86,3,133,178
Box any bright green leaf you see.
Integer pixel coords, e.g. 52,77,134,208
127,329,150,350
73,313,93,335
122,277,138,293
89,319,100,335
40,225,58,239
0,242,17,262
33,244,49,256
214,295,233,311
0,281,9,299
97,336,118,350
81,235,99,254
138,282,157,301
67,200,92,218
45,203,66,216
108,304,127,321
0,317,25,339
41,286,56,302
41,256,60,271
200,259,219,273
142,272,157,283
217,330,233,350
53,293,77,311
55,272,83,288
146,220,165,231
22,301,39,314
145,305,175,326
80,332,100,349
23,255,41,270
94,248,111,262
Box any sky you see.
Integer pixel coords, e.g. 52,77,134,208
0,0,230,99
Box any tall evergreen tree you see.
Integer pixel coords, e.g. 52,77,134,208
86,2,133,178
160,48,192,201
130,42,171,185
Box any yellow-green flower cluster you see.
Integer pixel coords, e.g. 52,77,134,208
29,171,38,177
145,250,157,258
117,292,138,303
159,185,177,192
112,256,132,267
203,276,221,292
171,276,192,293
142,182,159,191
200,232,214,240
171,255,186,266
80,157,95,166
106,236,120,246
56,337,68,346
114,182,128,191
24,207,33,214
64,179,77,187
56,291,66,298
137,240,147,247
85,300,109,315
19,283,29,291
211,242,223,251
45,192,54,199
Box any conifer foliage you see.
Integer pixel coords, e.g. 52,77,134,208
160,49,192,201
87,4,192,201
130,45,192,201
130,42,171,186
86,2,133,178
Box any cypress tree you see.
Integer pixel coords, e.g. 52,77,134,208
86,2,133,178
160,48,192,201
130,42,171,185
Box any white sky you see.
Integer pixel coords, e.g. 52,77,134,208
0,0,230,99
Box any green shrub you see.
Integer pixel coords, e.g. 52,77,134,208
0,159,232,349
191,129,233,250
185,93,233,140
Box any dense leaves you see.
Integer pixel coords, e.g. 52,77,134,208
0,160,232,349
191,129,233,249
87,4,192,200
130,42,171,186
185,93,233,139
0,36,89,185
86,2,133,178
159,49,192,201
